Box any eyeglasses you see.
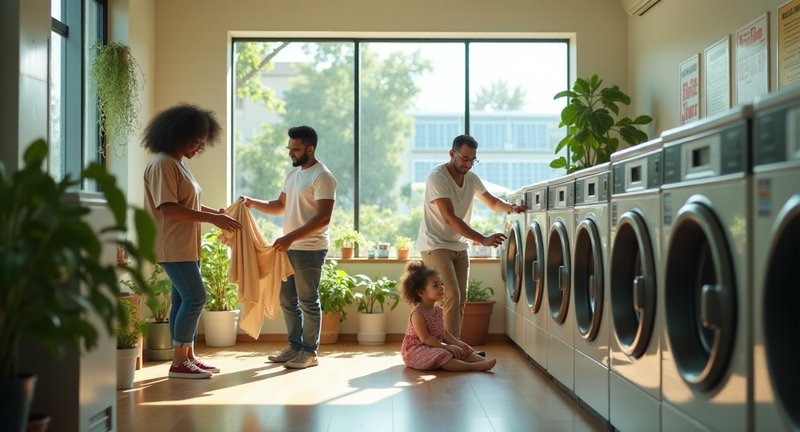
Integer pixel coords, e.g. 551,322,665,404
454,149,479,164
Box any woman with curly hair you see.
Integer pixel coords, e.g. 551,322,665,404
142,104,242,379
399,261,496,372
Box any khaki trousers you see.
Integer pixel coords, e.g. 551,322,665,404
421,249,470,338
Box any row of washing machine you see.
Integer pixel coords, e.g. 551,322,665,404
499,86,800,431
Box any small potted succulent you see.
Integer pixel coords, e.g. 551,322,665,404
332,227,364,259
394,235,413,260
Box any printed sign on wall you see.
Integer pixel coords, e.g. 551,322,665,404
680,54,701,124
736,13,770,104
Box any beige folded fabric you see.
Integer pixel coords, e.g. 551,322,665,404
219,199,294,339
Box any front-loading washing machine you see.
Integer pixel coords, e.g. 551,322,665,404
752,87,800,431
503,189,525,347
572,163,611,421
522,181,548,370
660,106,752,431
546,173,575,391
608,138,663,432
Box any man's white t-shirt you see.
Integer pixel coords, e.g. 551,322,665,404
281,161,337,251
416,163,486,252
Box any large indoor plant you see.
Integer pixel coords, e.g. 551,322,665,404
89,41,143,156
318,260,357,344
200,229,240,347
462,279,496,346
354,275,399,345
551,74,653,173
0,139,155,431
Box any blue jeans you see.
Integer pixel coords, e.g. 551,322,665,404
160,261,207,347
281,250,327,355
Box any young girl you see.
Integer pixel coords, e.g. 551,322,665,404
400,261,497,371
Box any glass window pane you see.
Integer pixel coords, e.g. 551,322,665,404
49,32,65,179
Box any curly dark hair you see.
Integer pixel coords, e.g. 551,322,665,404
141,104,221,154
288,125,318,148
399,261,439,305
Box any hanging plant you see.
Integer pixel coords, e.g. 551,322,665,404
89,41,143,157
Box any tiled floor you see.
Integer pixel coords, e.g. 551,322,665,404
117,341,607,431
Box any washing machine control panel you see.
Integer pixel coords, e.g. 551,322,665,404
754,105,800,167
575,171,610,205
548,180,574,210
613,151,662,194
525,187,548,212
663,121,750,185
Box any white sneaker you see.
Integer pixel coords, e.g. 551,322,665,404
285,351,318,369
268,346,300,363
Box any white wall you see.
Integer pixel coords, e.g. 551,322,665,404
628,0,785,134
149,0,629,210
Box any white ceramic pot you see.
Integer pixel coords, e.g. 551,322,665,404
201,310,241,347
357,312,386,345
116,347,138,389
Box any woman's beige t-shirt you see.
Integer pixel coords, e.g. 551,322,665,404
144,152,202,262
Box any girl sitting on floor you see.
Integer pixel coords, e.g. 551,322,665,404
399,261,496,372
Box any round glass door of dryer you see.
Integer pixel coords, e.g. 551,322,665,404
665,198,737,392
764,195,800,429
504,220,523,302
523,220,545,312
610,210,657,358
546,219,571,324
574,218,604,341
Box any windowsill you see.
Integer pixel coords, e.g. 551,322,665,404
329,257,500,263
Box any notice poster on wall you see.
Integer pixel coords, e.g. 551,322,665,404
779,0,800,88
735,13,770,104
705,37,731,117
680,54,700,124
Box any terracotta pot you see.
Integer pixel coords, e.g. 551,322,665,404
320,312,342,344
396,249,409,260
340,247,354,259
461,301,495,346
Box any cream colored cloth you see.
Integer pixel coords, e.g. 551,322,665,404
219,199,294,339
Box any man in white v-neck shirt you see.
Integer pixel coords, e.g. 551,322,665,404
417,134,526,338
242,126,337,369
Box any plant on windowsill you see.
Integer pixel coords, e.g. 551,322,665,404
89,41,144,158
318,260,358,344
201,229,240,347
0,139,156,431
550,74,653,174
462,279,496,346
354,275,399,345
332,226,364,259
394,235,413,260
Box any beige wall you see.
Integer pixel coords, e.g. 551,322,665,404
150,0,629,209
628,0,784,134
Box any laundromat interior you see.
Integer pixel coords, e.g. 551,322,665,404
3,0,798,431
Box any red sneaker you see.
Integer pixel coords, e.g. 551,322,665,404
191,358,221,373
169,360,212,379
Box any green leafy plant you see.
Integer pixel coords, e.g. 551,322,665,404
319,260,357,322
116,298,147,349
466,279,495,302
354,275,400,314
331,226,364,249
0,139,156,379
201,229,238,311
120,264,171,323
394,235,413,251
551,74,653,173
89,41,143,155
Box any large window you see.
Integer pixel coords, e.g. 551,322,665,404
49,0,105,186
232,38,568,256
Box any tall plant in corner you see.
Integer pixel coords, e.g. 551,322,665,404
89,41,143,157
551,74,653,173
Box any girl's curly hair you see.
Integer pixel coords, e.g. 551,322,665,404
399,260,439,305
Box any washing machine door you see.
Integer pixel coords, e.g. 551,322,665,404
574,218,604,341
523,219,545,312
504,220,523,302
665,198,737,392
547,219,571,324
764,195,800,429
611,210,656,358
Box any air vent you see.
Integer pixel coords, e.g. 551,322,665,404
620,0,661,16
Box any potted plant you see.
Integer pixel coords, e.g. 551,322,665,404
318,260,357,344
116,299,146,389
354,275,399,345
331,226,363,259
0,140,155,432
200,229,240,347
550,74,653,173
122,264,173,360
461,279,496,346
89,42,143,157
394,235,413,260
